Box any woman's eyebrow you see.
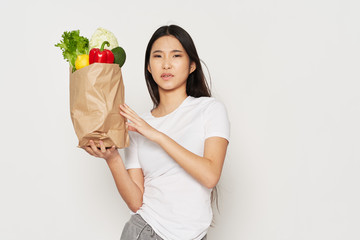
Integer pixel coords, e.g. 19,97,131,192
152,49,183,54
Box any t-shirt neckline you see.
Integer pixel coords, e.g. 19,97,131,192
149,96,192,119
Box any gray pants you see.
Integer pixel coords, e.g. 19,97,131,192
120,214,207,240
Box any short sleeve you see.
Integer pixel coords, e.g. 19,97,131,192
124,132,142,169
203,99,230,142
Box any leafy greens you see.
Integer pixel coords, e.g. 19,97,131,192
55,30,89,69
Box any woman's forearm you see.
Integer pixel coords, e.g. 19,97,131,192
155,133,227,189
106,155,143,212
119,103,228,189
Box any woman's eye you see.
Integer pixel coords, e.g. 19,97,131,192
153,55,161,58
173,54,181,58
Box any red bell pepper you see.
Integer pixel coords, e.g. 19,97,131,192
89,41,115,64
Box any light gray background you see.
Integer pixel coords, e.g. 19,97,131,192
1,0,359,239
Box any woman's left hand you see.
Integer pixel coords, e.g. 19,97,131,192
120,104,162,142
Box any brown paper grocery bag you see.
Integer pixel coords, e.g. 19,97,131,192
69,63,129,148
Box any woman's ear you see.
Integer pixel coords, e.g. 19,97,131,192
190,62,196,74
147,64,151,73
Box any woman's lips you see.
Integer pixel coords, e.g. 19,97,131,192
161,73,174,80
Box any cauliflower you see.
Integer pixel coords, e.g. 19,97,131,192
89,27,119,50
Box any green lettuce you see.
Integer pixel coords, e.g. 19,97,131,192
55,30,89,69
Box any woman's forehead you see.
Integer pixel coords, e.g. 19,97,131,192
151,35,184,52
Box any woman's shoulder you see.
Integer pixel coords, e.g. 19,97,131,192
187,96,219,104
187,96,226,110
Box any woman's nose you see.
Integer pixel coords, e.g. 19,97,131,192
162,58,171,69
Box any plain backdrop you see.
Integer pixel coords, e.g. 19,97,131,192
1,0,359,239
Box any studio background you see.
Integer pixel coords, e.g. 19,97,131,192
1,0,359,239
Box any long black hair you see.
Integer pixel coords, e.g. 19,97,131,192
144,25,211,108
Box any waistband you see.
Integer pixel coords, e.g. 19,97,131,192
129,213,148,228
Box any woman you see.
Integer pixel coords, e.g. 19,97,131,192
84,25,230,240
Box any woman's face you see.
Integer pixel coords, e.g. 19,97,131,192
148,35,196,95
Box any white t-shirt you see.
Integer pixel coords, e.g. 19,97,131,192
124,96,230,240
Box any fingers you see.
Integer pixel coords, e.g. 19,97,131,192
83,140,117,159
126,121,139,132
119,104,141,122
119,104,133,120
123,103,138,116
119,103,156,139
89,140,100,154
84,146,95,156
99,140,106,153
87,140,105,157
99,141,116,154
120,109,133,122
108,145,116,154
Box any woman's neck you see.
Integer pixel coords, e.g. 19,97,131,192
154,91,188,117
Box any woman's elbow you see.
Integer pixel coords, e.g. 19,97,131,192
203,174,220,189
127,200,143,213
128,203,142,213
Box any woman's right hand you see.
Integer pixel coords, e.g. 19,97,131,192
83,140,119,162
